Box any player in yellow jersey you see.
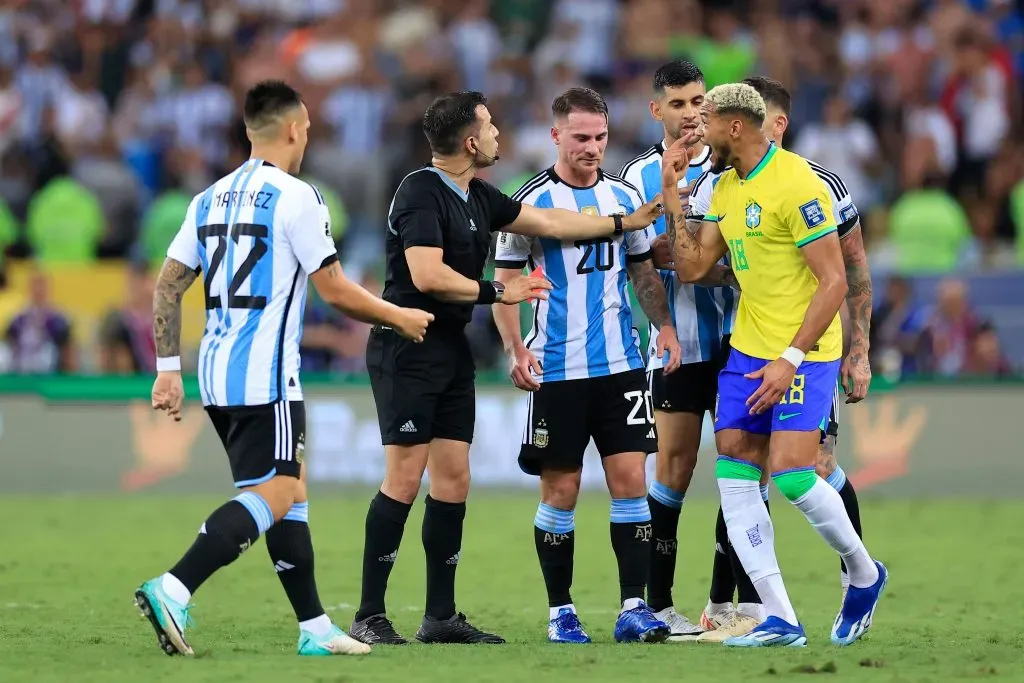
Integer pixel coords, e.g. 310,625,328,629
661,83,887,648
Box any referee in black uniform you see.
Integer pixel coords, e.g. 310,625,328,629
349,91,664,645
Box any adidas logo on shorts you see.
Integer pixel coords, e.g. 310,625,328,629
400,421,417,433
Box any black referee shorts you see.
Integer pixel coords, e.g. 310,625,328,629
367,325,476,446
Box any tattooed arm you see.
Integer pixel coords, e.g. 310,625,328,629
839,222,873,402
663,194,728,283
628,256,681,372
153,257,198,359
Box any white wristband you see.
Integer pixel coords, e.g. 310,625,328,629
156,356,181,372
780,346,805,369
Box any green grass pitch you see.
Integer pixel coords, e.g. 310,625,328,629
0,494,1021,682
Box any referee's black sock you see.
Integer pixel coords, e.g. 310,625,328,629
355,491,411,622
422,495,466,620
610,497,652,604
647,481,684,612
708,506,736,605
534,503,575,607
169,492,270,594
266,503,325,623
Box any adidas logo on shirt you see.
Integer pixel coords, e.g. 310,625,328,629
400,421,417,433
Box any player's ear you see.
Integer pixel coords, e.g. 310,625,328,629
550,126,560,145
649,99,660,122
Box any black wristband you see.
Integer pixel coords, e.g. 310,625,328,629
613,214,624,236
476,280,497,305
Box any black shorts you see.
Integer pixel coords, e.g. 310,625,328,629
650,335,732,415
518,369,657,476
206,400,305,488
367,325,475,445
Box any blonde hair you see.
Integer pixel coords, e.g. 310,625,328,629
705,83,767,123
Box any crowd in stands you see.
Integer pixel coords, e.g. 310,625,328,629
0,0,1021,377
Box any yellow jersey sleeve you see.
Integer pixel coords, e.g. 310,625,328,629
783,171,837,248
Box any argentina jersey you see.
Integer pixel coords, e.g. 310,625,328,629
620,142,736,367
494,168,649,383
166,158,337,407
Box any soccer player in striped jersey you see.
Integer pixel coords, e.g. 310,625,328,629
134,81,432,657
665,82,886,647
492,88,680,644
619,59,736,640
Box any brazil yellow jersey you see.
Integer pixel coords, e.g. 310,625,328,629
706,145,842,362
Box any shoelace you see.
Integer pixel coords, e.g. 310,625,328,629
556,612,583,632
367,615,401,639
180,603,197,630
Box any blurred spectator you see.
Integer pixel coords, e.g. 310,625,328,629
139,188,192,267
796,92,880,211
3,269,76,374
888,174,971,273
26,177,105,263
299,290,372,375
99,264,156,374
965,320,1014,376
0,196,15,269
871,276,927,380
920,278,981,376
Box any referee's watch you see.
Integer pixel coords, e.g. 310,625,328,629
492,280,506,304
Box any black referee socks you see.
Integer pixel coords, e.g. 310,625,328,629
422,495,466,621
356,491,412,622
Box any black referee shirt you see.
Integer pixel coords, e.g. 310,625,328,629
383,166,523,326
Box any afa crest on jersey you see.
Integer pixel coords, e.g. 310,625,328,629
745,200,762,229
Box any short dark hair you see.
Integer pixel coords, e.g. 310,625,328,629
653,60,705,93
243,80,303,131
551,87,608,119
741,76,791,116
422,91,488,156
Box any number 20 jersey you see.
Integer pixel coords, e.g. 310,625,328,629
494,168,651,384
167,159,338,407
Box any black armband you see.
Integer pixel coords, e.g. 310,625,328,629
476,280,497,305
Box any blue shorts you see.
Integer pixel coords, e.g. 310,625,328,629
714,349,840,435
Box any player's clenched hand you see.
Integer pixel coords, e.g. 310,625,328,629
151,371,185,422
744,358,798,415
394,307,434,342
508,345,542,392
650,233,674,269
841,349,871,403
657,325,682,374
622,195,665,231
502,274,552,304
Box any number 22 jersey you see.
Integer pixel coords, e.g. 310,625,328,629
494,168,651,383
166,159,338,407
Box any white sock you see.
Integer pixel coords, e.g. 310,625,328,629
737,602,766,621
550,604,575,620
706,601,733,616
161,572,191,605
622,597,644,612
841,570,850,591
718,477,798,626
299,613,333,637
792,479,879,588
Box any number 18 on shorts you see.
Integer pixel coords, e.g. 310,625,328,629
518,369,657,476
714,350,840,434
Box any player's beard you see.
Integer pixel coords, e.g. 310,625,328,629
710,141,731,172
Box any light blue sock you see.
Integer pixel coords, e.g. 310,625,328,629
283,501,309,524
648,480,684,510
234,491,274,534
534,502,575,534
825,465,847,492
